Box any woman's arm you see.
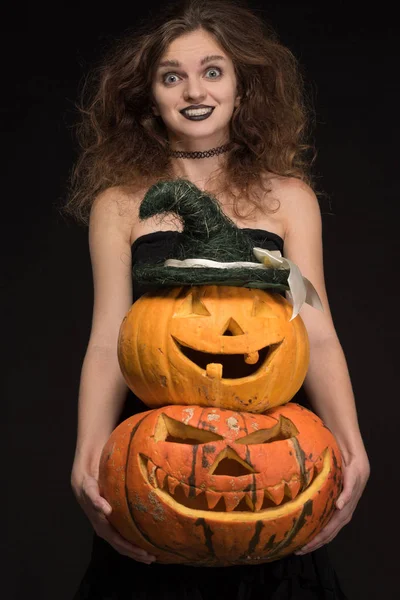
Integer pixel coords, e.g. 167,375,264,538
72,188,133,476
71,187,156,564
278,178,370,553
281,179,367,460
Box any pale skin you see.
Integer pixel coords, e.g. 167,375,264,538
71,28,370,565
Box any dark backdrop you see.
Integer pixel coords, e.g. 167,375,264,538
3,1,398,598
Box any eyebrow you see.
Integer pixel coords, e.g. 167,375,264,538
158,54,226,69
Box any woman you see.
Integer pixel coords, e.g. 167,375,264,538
66,0,370,598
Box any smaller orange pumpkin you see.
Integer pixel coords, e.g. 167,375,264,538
118,285,309,412
99,402,342,566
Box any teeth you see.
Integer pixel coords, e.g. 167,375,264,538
244,351,259,365
244,489,265,511
205,490,223,509
155,468,167,489
184,107,213,116
264,482,285,505
181,483,202,498
150,464,323,508
244,492,254,510
253,489,265,511
223,492,246,512
167,475,180,495
284,478,301,500
206,363,223,379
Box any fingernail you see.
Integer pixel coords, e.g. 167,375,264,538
337,500,344,510
103,503,112,515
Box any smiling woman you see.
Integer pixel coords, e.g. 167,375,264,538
151,32,240,147
66,0,369,599
63,0,313,224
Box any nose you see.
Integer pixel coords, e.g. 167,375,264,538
210,447,258,477
183,76,207,103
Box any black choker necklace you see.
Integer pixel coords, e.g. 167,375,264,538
168,142,232,159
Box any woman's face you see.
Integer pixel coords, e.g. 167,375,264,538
151,28,240,148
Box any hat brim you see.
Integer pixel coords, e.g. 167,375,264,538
132,265,290,291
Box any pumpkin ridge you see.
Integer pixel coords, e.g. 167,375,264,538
194,517,216,557
188,444,198,498
131,305,155,404
241,520,264,557
263,498,314,559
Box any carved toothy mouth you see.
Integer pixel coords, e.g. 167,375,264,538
172,337,283,379
138,449,329,515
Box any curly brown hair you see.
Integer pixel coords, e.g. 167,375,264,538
63,0,316,224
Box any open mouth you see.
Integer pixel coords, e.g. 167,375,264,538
180,107,215,121
172,336,282,379
139,450,327,515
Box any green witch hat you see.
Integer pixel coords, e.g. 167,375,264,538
133,179,322,319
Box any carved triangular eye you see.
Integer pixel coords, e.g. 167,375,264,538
154,413,224,444
251,296,278,318
236,416,298,444
173,290,211,317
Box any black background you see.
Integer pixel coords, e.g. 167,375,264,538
3,1,398,598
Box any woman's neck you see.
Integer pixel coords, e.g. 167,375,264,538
167,131,232,186
170,155,226,190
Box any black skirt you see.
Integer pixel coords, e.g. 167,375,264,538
74,534,348,600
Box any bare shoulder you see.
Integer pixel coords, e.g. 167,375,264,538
88,186,148,347
266,176,321,235
267,176,337,335
90,185,145,242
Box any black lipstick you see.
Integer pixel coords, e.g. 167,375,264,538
180,106,215,121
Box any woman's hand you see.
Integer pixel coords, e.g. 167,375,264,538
294,451,370,555
72,470,156,565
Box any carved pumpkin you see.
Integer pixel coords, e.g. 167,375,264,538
99,402,342,566
118,286,309,412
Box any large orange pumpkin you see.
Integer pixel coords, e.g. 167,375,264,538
99,403,342,566
118,286,309,412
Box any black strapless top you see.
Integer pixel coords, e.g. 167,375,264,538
131,228,284,302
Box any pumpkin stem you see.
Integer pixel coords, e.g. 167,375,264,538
139,180,256,262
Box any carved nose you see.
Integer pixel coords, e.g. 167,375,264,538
221,318,244,336
210,447,257,477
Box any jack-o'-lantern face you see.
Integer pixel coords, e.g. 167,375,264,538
99,403,343,566
142,409,317,513
118,286,310,412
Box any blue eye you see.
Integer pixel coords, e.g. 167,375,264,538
163,73,180,84
206,67,222,78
